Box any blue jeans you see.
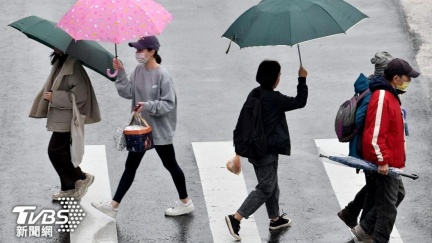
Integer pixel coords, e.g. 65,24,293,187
238,155,280,219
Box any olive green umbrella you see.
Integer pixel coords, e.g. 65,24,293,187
8,15,116,81
222,0,368,65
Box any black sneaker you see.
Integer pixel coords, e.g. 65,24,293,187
225,214,241,240
269,213,292,230
337,208,358,229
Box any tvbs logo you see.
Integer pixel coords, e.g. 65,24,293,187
12,197,86,238
13,206,69,225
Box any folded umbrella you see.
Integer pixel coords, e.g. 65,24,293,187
8,15,116,81
319,154,419,180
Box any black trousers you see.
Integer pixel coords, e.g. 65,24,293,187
48,132,85,191
113,144,188,203
345,172,375,221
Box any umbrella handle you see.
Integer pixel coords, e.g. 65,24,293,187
107,69,118,78
400,173,419,180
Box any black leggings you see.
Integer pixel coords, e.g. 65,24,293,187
113,144,188,203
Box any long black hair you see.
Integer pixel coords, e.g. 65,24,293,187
50,52,69,66
146,48,162,64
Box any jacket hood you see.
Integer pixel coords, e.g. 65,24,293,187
354,73,370,93
369,74,401,104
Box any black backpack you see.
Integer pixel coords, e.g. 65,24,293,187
233,88,267,158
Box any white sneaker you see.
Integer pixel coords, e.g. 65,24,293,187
165,200,195,216
52,189,77,201
91,201,118,218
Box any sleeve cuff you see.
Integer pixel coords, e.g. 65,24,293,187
298,77,306,84
115,69,128,81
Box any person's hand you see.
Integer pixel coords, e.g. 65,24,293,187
298,66,308,78
113,58,124,70
135,102,145,113
43,91,53,101
378,164,389,175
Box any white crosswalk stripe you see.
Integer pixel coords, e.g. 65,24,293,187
192,141,261,243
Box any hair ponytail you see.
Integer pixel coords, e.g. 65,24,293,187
154,51,162,64
147,48,162,64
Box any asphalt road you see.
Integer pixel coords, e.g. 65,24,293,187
1,0,431,242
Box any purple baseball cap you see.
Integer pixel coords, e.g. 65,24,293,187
384,58,420,79
128,36,160,51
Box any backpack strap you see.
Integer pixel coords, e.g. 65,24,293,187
357,88,370,100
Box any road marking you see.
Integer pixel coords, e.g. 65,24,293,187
315,139,402,243
71,145,118,243
192,142,261,243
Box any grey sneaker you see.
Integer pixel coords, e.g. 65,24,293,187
165,200,195,216
91,201,118,218
351,225,373,243
52,189,77,200
74,173,95,200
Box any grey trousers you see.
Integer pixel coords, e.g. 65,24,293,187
360,174,405,243
237,157,280,219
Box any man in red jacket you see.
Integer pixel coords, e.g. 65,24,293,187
351,58,420,243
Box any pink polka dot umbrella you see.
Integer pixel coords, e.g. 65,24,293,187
57,0,173,77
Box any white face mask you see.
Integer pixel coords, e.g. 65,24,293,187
135,53,150,63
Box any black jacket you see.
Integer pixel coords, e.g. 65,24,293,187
253,77,308,156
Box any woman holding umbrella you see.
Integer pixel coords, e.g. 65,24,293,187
91,36,195,218
29,48,101,201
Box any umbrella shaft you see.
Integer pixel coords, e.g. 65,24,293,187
297,44,302,67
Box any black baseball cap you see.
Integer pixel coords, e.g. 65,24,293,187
384,58,420,79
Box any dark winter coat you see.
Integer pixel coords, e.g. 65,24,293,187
258,77,308,156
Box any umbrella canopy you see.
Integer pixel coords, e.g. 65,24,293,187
319,154,419,180
8,15,116,81
56,0,173,77
57,0,173,44
222,0,368,54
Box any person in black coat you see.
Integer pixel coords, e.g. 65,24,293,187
225,60,308,240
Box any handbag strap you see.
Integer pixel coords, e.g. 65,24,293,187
130,113,151,128
71,93,79,119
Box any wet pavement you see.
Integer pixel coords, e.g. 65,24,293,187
1,0,432,242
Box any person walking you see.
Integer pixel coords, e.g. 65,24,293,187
338,51,394,229
351,58,420,243
29,49,101,200
91,36,194,218
225,60,308,240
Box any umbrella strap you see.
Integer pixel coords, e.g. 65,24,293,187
225,36,237,54
225,41,232,54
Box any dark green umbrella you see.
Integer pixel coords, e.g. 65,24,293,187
8,15,116,81
222,0,368,65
